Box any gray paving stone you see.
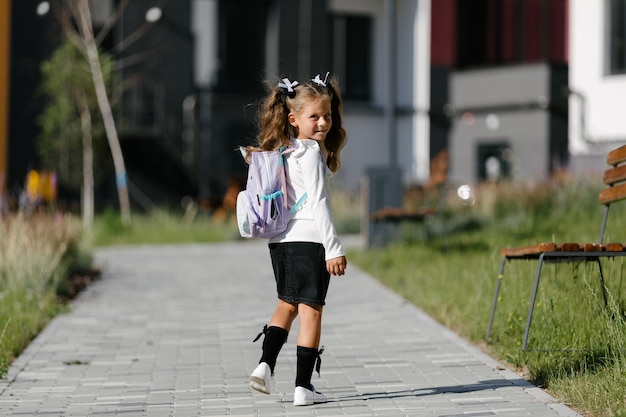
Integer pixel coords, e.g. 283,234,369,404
0,239,582,416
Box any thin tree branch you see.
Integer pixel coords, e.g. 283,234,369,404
114,50,156,71
113,21,154,53
72,0,131,225
94,0,130,46
112,0,169,53
52,1,87,55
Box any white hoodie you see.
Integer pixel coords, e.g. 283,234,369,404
268,138,344,261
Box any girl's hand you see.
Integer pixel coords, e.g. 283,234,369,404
327,256,347,276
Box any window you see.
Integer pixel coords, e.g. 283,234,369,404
216,1,269,93
608,0,626,75
477,143,512,182
331,14,372,101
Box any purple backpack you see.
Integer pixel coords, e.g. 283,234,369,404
236,146,307,238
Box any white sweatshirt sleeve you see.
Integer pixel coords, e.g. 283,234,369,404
296,141,344,260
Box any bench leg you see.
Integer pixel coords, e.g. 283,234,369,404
596,259,608,307
522,254,545,350
486,257,507,342
368,220,385,247
369,220,395,247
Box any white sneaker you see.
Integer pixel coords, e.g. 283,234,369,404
249,362,272,394
293,385,327,406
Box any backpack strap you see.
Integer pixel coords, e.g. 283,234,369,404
260,190,284,201
290,192,308,214
279,146,295,165
279,145,308,213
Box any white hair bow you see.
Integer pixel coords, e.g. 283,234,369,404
277,78,299,93
311,72,330,87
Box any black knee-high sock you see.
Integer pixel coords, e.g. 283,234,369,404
258,326,288,374
295,346,320,389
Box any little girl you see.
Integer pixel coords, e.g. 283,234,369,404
246,73,348,406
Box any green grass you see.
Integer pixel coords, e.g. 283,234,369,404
90,208,239,246
349,178,626,417
90,192,363,247
4,180,626,416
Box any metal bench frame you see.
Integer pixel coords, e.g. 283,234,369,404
486,145,626,350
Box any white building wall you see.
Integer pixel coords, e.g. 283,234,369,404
569,0,626,155
191,0,218,87
395,0,430,184
412,0,430,183
329,0,386,106
330,0,430,190
329,0,387,192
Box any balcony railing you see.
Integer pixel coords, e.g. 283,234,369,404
116,79,196,180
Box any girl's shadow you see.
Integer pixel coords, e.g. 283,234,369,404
330,378,522,403
328,379,516,402
277,379,524,406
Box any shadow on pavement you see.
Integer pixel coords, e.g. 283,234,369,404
329,378,521,402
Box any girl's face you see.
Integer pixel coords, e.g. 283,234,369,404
288,98,332,142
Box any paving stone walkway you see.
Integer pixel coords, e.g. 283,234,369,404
0,238,581,416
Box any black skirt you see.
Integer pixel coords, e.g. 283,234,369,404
269,242,331,306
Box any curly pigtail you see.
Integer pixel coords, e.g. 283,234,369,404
247,83,294,154
322,75,347,173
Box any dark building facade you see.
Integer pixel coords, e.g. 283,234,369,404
4,0,63,197
2,0,335,210
431,0,569,183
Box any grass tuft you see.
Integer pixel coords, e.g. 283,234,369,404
0,212,87,375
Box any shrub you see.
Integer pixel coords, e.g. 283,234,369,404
0,213,87,375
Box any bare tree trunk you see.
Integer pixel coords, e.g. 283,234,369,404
77,91,94,228
73,0,131,225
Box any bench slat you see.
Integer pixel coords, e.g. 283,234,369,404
605,243,625,252
501,242,557,257
501,242,626,257
607,145,626,166
557,242,580,252
370,207,436,221
583,243,603,252
603,165,626,185
598,183,626,205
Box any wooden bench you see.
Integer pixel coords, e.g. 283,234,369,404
369,205,438,246
368,150,448,246
485,144,626,350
